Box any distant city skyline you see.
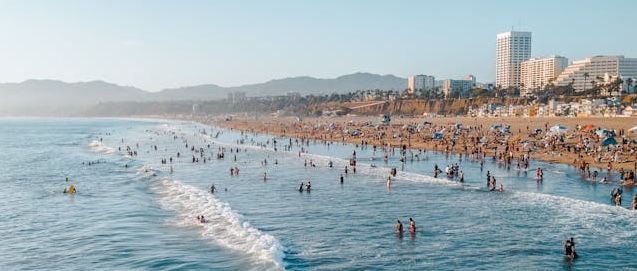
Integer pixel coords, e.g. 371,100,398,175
0,0,635,92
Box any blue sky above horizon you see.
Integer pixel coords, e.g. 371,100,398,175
0,0,635,92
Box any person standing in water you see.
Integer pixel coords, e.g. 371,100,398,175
563,237,577,258
409,218,416,233
395,220,403,234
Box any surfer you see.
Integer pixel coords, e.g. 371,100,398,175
409,218,416,234
395,220,404,234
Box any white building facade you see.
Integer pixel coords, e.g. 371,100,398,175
496,31,532,89
442,75,476,98
520,55,569,96
407,74,435,93
554,55,637,94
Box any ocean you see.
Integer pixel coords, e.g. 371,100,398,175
1,118,636,271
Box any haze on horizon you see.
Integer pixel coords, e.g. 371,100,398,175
0,0,635,92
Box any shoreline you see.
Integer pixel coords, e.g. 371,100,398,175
191,115,637,181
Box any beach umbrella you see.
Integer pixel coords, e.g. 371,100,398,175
549,125,568,134
433,133,444,140
480,136,488,143
602,137,617,146
584,124,595,131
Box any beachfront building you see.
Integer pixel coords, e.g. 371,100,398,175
554,55,637,95
407,74,435,94
442,75,476,98
496,31,532,89
520,55,569,96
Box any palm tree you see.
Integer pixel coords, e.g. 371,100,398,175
626,77,634,94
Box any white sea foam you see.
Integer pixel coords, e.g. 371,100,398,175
153,178,286,269
87,140,117,154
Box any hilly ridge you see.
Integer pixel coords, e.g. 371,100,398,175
0,73,407,116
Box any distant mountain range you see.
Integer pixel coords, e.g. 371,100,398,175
0,72,406,116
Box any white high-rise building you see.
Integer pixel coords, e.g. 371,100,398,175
407,75,435,93
496,31,532,89
554,55,637,94
520,55,569,95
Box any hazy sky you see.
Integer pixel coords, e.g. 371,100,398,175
0,0,635,91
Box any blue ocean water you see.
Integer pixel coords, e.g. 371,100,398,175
1,118,636,271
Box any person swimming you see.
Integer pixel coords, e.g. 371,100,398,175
64,185,76,194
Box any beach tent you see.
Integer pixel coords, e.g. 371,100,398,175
534,128,543,135
423,121,432,125
380,115,391,125
433,133,444,140
549,125,568,134
596,129,615,137
602,137,618,146
491,124,502,130
629,126,637,133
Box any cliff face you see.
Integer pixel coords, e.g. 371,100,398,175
348,98,529,116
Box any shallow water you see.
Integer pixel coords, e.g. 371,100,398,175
0,118,635,270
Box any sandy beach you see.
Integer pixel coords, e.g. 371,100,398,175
205,115,637,178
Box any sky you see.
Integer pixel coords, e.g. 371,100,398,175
0,0,635,92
